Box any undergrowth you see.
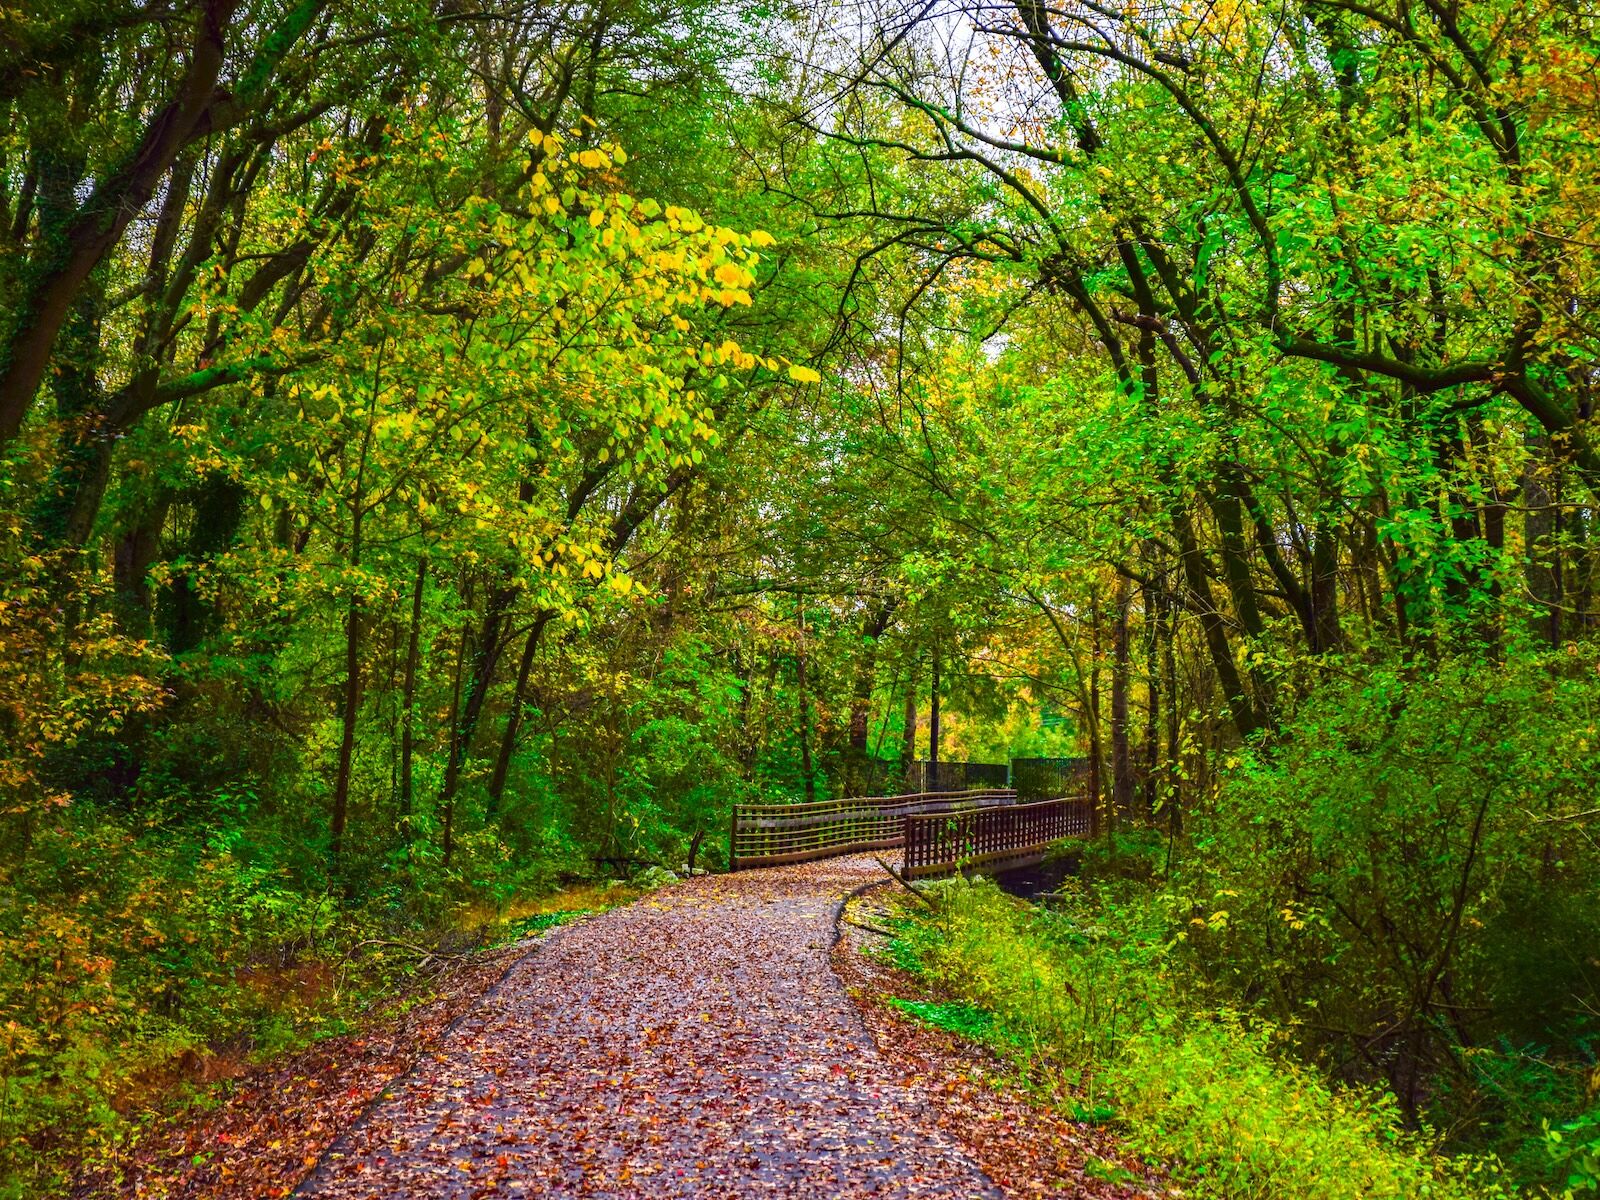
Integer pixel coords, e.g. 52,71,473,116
886,875,1517,1200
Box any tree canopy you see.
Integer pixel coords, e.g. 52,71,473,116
2,0,1599,1194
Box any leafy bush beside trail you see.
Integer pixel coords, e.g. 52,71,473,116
897,876,1511,1199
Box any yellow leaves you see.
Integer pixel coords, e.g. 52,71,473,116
589,209,606,229
787,364,821,385
749,229,776,248
664,205,704,232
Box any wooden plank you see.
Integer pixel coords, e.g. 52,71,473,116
902,796,1090,879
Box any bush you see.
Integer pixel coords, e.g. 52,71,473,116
907,877,1509,1199
0,812,378,1197
1186,652,1600,1172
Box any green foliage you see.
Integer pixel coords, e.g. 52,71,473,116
1545,1111,1600,1197
1183,652,1600,1173
887,998,997,1041
904,878,1511,1199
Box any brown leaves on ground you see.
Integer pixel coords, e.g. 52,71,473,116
297,855,1000,1198
71,941,533,1200
75,858,1162,1199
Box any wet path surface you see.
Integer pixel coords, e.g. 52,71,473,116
296,856,1001,1198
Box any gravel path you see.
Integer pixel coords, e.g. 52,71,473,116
296,856,1003,1198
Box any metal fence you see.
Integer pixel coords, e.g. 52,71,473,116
1010,756,1092,803
906,760,1011,793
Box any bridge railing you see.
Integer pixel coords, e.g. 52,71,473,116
903,796,1093,879
729,789,1016,870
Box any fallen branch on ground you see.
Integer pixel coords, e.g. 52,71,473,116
873,857,935,908
844,915,896,937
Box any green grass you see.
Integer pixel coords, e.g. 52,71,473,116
887,997,997,1040
499,909,589,941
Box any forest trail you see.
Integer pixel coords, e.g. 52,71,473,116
296,856,1004,1199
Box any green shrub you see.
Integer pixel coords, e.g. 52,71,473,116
908,877,1510,1199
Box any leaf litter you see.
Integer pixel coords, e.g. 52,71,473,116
78,857,1161,1199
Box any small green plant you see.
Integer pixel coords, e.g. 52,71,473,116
1082,1155,1138,1184
1545,1110,1600,1195
888,998,996,1040
1070,1100,1117,1123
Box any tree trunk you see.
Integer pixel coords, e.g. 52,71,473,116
928,638,941,782
846,598,895,795
1142,572,1161,819
1088,602,1103,835
487,610,554,813
796,603,816,802
1164,595,1182,835
1111,573,1133,826
330,593,361,865
1523,443,1561,647
437,582,516,829
398,556,426,829
901,651,919,791
1171,498,1262,739
113,497,168,636
440,613,470,866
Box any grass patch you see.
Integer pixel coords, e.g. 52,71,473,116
888,997,997,1040
499,909,588,941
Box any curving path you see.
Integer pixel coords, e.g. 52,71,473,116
296,856,1002,1198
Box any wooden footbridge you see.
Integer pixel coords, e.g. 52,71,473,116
729,782,1092,879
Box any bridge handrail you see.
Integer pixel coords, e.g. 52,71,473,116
730,789,1016,870
903,795,1092,879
